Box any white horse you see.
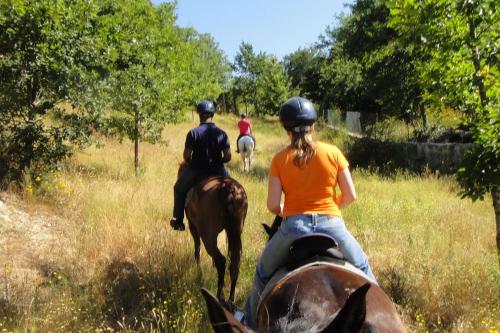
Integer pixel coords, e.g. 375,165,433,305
237,135,254,172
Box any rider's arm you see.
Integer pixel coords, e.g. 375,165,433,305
222,147,231,163
183,148,192,163
267,175,283,216
336,167,357,209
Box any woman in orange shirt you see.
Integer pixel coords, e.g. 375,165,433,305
242,97,376,328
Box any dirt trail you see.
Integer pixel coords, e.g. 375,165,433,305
0,193,64,307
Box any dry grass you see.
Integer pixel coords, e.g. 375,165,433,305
1,113,498,332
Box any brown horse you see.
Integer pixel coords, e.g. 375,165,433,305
201,217,406,333
179,162,247,303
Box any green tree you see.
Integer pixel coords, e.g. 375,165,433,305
388,0,499,265
0,0,104,184
320,0,425,127
254,55,291,115
187,32,231,104
283,47,324,103
98,2,230,174
96,1,184,174
164,28,230,114
233,42,291,115
232,42,260,113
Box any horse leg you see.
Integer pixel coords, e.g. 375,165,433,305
227,229,242,303
245,151,250,172
249,149,253,171
204,238,226,301
240,152,246,172
188,221,201,265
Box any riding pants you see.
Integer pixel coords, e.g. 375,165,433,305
172,165,229,222
243,214,377,329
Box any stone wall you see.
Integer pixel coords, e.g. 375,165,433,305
344,135,474,174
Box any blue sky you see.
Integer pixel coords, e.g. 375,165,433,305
152,0,352,61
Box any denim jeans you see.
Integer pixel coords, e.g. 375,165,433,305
172,165,229,221
243,214,377,329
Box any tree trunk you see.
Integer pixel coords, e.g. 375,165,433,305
20,77,38,172
134,136,139,176
134,111,139,176
419,103,427,130
233,95,239,114
492,187,500,268
222,92,226,113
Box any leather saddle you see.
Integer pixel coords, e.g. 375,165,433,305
259,233,348,308
285,233,344,271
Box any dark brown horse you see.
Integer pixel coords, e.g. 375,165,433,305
201,217,406,333
179,162,247,303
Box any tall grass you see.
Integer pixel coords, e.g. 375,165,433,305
3,113,499,332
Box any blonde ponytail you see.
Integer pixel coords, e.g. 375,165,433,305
290,131,316,168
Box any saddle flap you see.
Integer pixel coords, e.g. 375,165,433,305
286,233,344,266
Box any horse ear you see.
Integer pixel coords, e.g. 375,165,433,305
320,283,370,333
200,288,249,333
262,215,283,240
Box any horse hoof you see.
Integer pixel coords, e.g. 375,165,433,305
170,219,185,231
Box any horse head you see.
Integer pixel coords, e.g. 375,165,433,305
201,282,371,333
205,215,407,332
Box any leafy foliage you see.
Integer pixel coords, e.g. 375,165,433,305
323,0,424,123
0,0,104,184
232,42,292,116
96,0,176,170
388,0,499,200
283,47,325,104
0,0,231,180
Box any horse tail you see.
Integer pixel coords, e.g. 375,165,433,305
240,139,247,153
227,214,242,271
220,179,247,283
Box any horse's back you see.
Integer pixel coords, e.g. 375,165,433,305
258,263,405,332
187,176,247,231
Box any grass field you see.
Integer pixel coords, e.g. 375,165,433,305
2,113,499,332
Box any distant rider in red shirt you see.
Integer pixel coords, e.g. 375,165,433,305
236,114,256,153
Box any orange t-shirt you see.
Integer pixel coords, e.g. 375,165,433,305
269,141,349,217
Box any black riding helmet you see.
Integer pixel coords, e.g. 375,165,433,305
196,100,216,114
279,97,317,131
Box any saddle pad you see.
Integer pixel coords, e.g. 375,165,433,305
257,259,370,311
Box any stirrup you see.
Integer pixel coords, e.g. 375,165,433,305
234,310,245,323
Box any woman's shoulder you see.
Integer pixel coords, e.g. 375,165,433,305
271,147,291,163
316,141,342,153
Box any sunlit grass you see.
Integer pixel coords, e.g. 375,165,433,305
5,113,499,332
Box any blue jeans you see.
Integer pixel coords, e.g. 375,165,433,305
243,214,377,328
